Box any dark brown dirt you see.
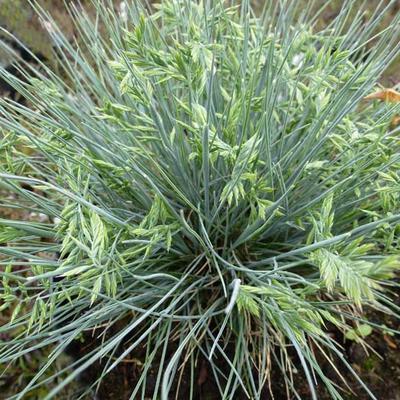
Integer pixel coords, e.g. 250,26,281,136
62,293,400,400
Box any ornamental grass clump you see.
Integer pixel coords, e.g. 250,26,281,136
1,0,400,399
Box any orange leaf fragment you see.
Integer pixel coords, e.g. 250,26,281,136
383,334,397,349
391,115,400,128
364,88,400,103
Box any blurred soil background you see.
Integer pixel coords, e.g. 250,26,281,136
0,0,400,399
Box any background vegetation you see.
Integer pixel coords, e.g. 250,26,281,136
1,1,400,399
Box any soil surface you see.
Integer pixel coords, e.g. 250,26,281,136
65,299,400,400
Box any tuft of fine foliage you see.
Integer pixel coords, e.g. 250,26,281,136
1,1,400,398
